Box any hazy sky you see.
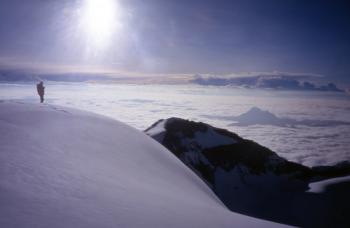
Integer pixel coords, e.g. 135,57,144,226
0,0,349,83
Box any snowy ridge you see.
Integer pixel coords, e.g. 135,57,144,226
146,117,350,227
0,101,288,228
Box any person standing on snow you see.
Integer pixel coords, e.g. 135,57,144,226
36,81,45,103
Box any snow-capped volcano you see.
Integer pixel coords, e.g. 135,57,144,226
0,101,288,228
146,117,350,227
204,106,350,127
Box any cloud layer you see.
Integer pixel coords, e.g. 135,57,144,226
1,82,349,167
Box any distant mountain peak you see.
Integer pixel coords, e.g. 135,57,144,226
204,106,350,127
235,107,280,122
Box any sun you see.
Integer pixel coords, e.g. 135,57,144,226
80,0,121,47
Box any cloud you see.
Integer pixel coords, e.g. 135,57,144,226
346,88,350,95
191,72,343,92
223,71,323,79
0,63,343,92
1,82,349,167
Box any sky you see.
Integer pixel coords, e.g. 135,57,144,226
0,0,349,84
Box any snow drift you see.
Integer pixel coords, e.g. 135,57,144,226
0,101,287,228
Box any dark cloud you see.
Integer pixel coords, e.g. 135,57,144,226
191,73,344,92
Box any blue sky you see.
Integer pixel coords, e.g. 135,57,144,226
0,0,349,84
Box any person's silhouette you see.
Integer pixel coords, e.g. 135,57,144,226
36,81,45,103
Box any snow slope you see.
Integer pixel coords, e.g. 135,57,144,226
0,101,288,228
308,175,350,193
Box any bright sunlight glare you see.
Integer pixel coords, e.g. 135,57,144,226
80,0,121,47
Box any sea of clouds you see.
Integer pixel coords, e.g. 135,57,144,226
1,82,349,167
